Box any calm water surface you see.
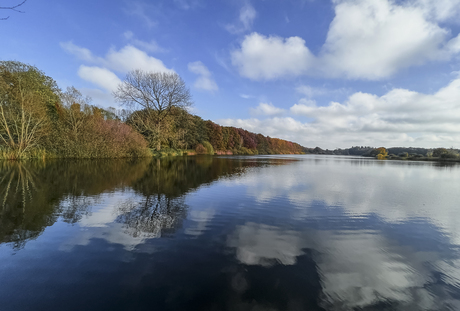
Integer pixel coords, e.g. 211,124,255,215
1,155,460,310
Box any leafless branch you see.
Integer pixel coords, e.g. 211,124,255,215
113,70,192,117
1,0,27,20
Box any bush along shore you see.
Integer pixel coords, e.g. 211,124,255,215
0,61,307,160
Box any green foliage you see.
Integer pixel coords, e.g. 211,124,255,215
441,150,458,159
0,61,308,160
48,87,149,159
151,148,186,158
0,61,61,158
202,141,214,155
432,148,447,157
432,148,458,159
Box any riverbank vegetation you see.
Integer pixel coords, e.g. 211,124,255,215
0,61,306,160
310,145,460,162
4,60,458,162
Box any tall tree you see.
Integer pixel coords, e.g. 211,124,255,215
0,61,60,158
114,70,192,117
113,70,192,150
59,86,92,139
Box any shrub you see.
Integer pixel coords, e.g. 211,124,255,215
441,150,459,159
51,117,150,158
433,148,459,159
398,152,409,158
195,144,207,154
202,141,214,155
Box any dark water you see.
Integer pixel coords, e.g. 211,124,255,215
1,155,460,311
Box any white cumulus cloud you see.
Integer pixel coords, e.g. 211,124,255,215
320,0,449,79
231,33,314,80
104,45,173,74
77,66,122,92
188,61,218,92
219,77,460,148
231,0,460,81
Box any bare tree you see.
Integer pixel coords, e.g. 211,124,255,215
60,86,92,139
113,70,192,117
1,0,27,20
113,70,192,150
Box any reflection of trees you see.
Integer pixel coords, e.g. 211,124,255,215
59,196,93,225
0,158,150,248
433,161,460,169
0,161,57,248
116,195,187,238
115,156,300,238
116,157,252,238
1,161,39,209
0,156,299,247
132,156,299,197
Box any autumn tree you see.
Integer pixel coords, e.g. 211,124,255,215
58,86,92,140
113,70,192,150
206,121,225,151
50,88,148,158
0,61,60,158
375,147,388,160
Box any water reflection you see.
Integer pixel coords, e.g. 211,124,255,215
222,156,460,310
1,155,460,310
0,157,297,249
184,208,216,237
234,156,460,242
226,219,460,310
0,159,149,248
116,195,187,238
0,161,59,248
228,222,303,266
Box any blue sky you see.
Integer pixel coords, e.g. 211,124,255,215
2,0,460,149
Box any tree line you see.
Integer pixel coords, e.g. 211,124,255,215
310,145,460,160
0,61,307,159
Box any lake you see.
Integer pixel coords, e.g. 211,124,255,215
1,155,460,310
